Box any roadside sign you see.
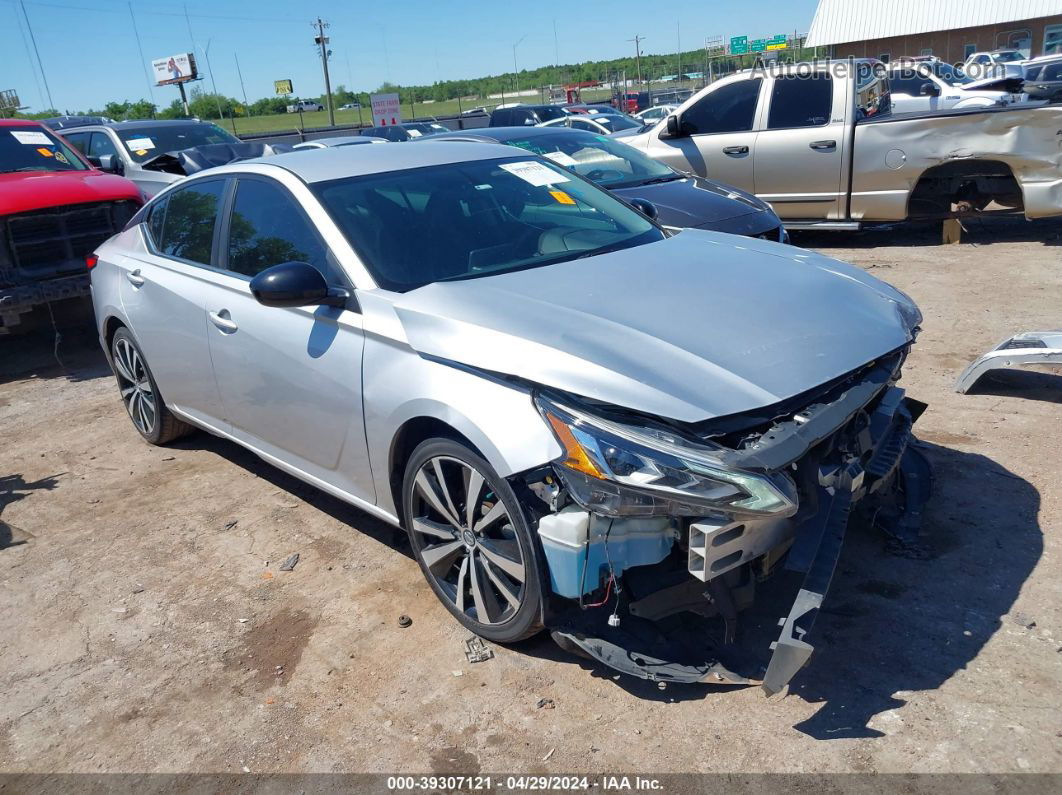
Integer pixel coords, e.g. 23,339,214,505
729,35,748,55
274,79,293,95
750,39,766,52
370,92,401,126
151,53,197,86
766,35,788,51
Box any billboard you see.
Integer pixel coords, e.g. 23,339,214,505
370,92,401,126
274,79,293,95
152,53,197,86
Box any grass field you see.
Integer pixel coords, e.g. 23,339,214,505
219,87,627,136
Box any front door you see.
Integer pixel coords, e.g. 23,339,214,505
752,72,847,220
643,76,762,192
201,175,375,503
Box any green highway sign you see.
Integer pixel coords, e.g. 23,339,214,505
766,34,788,51
750,39,766,52
729,35,748,55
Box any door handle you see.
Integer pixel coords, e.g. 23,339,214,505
722,145,749,155
126,269,145,287
809,140,837,150
208,310,238,334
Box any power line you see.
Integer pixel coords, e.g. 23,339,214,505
9,0,45,108
127,2,156,108
19,0,54,110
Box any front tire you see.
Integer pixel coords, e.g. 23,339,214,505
110,327,192,445
402,438,544,643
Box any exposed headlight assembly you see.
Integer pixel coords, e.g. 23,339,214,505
535,396,797,519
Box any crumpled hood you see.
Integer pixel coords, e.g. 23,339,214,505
613,175,767,227
392,230,917,422
0,169,140,215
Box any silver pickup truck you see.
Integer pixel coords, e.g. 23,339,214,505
621,59,1062,229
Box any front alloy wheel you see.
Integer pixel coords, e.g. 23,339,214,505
403,439,543,643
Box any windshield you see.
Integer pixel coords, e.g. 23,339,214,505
406,123,450,138
313,155,662,292
500,130,675,189
994,51,1025,63
933,62,974,85
535,106,568,122
0,125,89,173
592,114,642,132
116,123,239,162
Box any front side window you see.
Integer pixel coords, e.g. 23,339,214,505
0,125,90,173
681,79,761,135
888,73,930,96
767,74,832,129
313,156,661,292
116,123,238,163
156,179,225,265
226,178,338,282
88,132,119,159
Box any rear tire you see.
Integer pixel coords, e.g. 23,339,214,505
402,438,544,643
110,327,192,445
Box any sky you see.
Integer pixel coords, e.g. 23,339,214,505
1,0,820,113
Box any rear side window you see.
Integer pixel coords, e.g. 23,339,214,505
157,179,225,265
682,79,761,135
767,75,833,129
147,197,168,246
226,178,339,282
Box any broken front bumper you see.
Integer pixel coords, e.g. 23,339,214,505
551,375,931,695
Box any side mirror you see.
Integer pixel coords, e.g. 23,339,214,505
628,197,659,220
249,261,350,308
920,83,941,97
94,154,124,175
662,114,685,139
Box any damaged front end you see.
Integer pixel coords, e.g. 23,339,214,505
521,349,931,694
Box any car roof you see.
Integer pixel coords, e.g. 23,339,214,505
236,139,524,183
0,119,46,128
432,126,593,144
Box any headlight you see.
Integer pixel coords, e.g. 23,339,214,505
535,396,797,518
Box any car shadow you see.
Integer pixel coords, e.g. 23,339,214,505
0,308,110,386
516,442,1042,735
961,368,1062,405
169,433,412,559
791,215,1062,250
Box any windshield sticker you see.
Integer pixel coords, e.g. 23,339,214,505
124,137,155,150
549,189,576,205
499,160,570,186
53,151,69,164
36,147,54,157
406,129,423,137
11,130,53,146
134,149,148,156
543,151,578,167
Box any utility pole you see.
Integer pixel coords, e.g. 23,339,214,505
314,17,335,126
627,35,646,85
201,40,230,133
513,35,527,94
234,52,250,116
128,3,156,111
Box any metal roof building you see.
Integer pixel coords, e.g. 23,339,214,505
805,0,1062,61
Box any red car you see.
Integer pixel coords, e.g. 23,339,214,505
0,119,141,333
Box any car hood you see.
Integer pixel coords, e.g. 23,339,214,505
613,175,766,226
391,230,918,422
0,169,140,215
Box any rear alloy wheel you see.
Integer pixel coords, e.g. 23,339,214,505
402,439,543,643
110,328,191,445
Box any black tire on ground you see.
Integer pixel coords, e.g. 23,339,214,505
110,327,193,446
402,437,545,643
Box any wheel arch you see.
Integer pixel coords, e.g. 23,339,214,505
908,158,1023,217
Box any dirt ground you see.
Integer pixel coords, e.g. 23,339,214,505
1,217,1060,777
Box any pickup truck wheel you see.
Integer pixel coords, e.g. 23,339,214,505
402,438,544,644
110,328,192,445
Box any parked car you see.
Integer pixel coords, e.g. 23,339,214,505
488,104,569,126
613,91,650,113
887,62,1026,113
962,50,1026,79
1024,55,1062,102
538,113,643,135
622,59,1062,228
430,125,787,240
634,104,677,123
62,119,245,198
462,106,489,116
0,119,141,332
292,136,387,150
40,115,115,130
90,141,928,693
339,103,361,110
361,122,450,142
287,100,324,113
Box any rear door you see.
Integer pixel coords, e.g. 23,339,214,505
199,174,374,502
118,178,227,428
752,72,847,220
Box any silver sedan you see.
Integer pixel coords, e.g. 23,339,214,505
90,142,928,692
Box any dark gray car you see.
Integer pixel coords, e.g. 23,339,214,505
1024,57,1062,102
431,126,787,241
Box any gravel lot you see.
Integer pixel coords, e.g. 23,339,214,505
2,218,1060,776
